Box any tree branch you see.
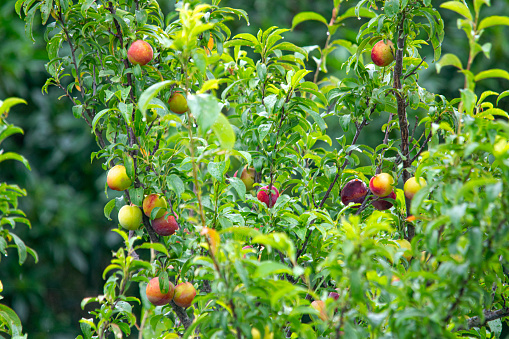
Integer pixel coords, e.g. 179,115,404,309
467,307,509,329
392,12,413,239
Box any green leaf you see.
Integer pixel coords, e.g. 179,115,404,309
497,90,509,105
0,304,23,336
460,88,477,115
10,233,27,265
91,108,116,132
291,11,328,29
24,3,41,42
474,69,509,82
478,15,509,30
129,187,144,207
187,94,221,134
118,102,133,125
104,199,116,221
228,33,259,46
252,233,296,263
253,261,293,279
0,125,24,145
272,42,308,60
167,174,185,196
229,177,246,200
207,161,226,182
0,98,27,116
385,0,400,17
134,243,169,256
440,1,473,21
301,105,326,131
212,113,236,150
436,53,463,73
138,80,175,120
0,152,30,170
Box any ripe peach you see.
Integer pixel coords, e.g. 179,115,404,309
142,194,167,219
107,165,132,191
127,40,153,66
234,167,256,191
340,179,368,207
371,190,396,210
328,291,340,301
371,40,395,67
118,204,142,230
404,176,427,200
369,173,394,197
152,212,179,236
168,93,188,114
173,282,197,308
145,277,175,306
257,185,279,208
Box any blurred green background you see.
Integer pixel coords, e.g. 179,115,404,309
1,0,508,337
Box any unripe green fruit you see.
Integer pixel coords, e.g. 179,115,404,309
168,93,189,114
234,167,256,191
107,165,132,191
118,204,142,230
404,177,427,200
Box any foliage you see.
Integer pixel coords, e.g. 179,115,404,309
0,97,37,339
14,0,509,338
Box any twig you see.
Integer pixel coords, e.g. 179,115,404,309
392,12,413,238
403,56,426,80
296,118,368,259
467,307,509,329
313,7,339,84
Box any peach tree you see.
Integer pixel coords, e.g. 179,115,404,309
15,0,509,337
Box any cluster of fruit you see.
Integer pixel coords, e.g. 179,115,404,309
108,165,179,235
340,173,426,210
146,277,196,308
127,39,189,115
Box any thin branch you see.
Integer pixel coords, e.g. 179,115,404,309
392,12,413,238
296,118,368,259
313,7,339,84
403,56,426,80
467,307,509,329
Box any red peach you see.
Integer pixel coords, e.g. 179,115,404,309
371,40,395,67
152,212,179,236
371,190,396,210
173,282,197,308
127,40,153,66
145,277,174,306
369,173,394,197
340,179,368,207
257,185,279,208
142,194,167,219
